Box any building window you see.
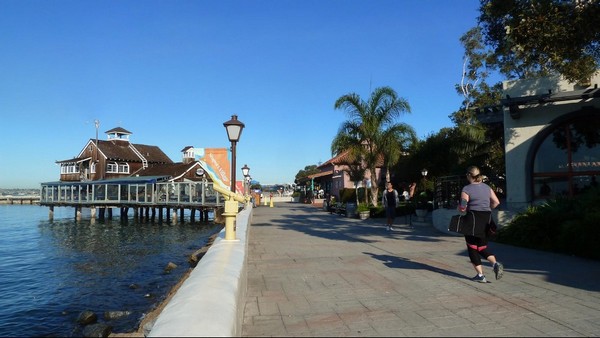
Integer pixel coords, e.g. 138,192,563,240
60,163,79,174
532,114,600,199
118,163,129,173
107,162,118,173
91,162,96,174
106,162,130,174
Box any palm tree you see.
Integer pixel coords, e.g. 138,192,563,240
345,162,367,206
379,124,417,183
332,86,414,206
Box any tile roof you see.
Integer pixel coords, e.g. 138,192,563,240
318,150,353,168
318,150,385,168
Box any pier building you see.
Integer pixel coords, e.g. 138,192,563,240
41,127,229,222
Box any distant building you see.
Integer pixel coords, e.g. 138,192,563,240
305,149,383,199
55,127,207,183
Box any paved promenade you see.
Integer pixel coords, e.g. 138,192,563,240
242,203,600,337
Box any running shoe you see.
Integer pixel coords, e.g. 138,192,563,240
472,274,487,283
494,262,504,280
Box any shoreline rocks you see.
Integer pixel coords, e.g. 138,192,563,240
108,232,219,337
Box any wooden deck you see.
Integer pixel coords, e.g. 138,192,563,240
40,178,229,222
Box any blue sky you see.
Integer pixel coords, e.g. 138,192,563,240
0,0,484,189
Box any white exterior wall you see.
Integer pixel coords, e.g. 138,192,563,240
503,73,600,210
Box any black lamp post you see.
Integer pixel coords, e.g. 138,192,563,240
421,168,428,193
223,115,245,193
242,164,250,195
241,164,250,178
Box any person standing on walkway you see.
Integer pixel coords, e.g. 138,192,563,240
459,166,504,283
382,182,399,231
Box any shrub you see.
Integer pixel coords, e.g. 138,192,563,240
357,203,370,212
496,188,600,260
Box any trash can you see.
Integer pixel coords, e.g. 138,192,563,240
346,202,357,218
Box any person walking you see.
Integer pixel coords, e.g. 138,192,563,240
382,182,399,231
458,166,504,283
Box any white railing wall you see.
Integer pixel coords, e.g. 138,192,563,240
148,205,253,337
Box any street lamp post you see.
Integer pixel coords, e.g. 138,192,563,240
223,115,245,240
241,164,250,196
421,168,428,201
224,115,245,193
246,176,252,198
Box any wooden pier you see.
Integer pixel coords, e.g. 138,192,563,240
0,195,41,205
40,176,228,223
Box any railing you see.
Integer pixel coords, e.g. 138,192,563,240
40,181,225,207
434,175,467,210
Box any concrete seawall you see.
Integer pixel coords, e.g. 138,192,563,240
148,205,253,337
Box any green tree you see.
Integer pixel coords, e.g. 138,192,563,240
379,123,417,184
332,86,413,206
478,0,600,84
346,162,367,206
450,26,505,182
294,165,320,185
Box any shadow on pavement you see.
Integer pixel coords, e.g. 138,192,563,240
363,251,469,280
252,203,600,292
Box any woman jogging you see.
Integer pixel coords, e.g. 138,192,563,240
459,166,504,283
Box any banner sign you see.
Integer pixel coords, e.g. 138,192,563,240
235,180,244,195
194,148,231,190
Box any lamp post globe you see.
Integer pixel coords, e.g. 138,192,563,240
242,164,250,178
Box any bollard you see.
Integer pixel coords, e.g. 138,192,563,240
223,200,239,241
270,197,274,208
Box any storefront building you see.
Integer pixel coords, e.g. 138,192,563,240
500,72,600,210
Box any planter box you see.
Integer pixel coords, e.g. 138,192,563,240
415,209,428,221
358,211,370,220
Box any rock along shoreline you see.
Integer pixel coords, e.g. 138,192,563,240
109,232,219,338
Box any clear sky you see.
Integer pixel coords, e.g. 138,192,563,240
0,0,483,189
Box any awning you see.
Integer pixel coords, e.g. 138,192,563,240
41,175,171,186
308,170,334,179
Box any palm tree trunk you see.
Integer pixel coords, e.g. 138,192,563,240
385,166,391,183
369,167,379,206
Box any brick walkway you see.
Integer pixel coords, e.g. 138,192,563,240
242,203,600,336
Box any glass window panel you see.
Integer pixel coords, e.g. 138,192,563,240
569,120,600,172
534,127,569,173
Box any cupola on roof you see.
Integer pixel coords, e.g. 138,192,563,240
105,127,132,141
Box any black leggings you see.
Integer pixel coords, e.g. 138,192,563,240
465,235,493,265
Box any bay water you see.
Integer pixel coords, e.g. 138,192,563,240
0,204,222,337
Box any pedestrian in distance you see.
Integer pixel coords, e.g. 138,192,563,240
382,182,400,231
458,166,504,283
